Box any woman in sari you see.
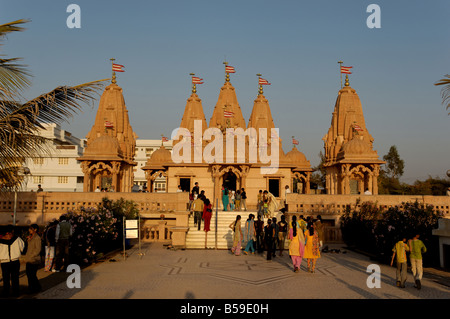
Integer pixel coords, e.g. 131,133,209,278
222,185,229,211
263,190,279,218
288,216,305,272
243,214,256,255
303,223,321,273
229,215,242,256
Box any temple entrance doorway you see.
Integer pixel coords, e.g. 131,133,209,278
268,178,280,197
223,171,237,191
101,176,112,190
349,179,358,194
180,178,191,193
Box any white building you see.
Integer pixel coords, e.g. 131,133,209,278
134,139,173,192
23,123,172,192
24,123,86,192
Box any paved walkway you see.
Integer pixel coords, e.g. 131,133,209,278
5,243,446,300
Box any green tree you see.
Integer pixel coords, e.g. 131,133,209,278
409,176,450,196
383,145,404,180
310,151,326,190
0,20,106,190
378,146,405,195
435,74,450,115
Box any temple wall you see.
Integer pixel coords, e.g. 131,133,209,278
2,191,448,248
244,167,292,209
286,193,450,226
0,191,188,226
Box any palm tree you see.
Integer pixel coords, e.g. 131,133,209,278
435,74,450,115
0,19,107,190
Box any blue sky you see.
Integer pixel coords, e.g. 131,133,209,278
2,0,449,182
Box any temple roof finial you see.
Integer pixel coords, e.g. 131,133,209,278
257,73,263,95
110,58,116,84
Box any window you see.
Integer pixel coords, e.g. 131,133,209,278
33,176,44,184
33,158,44,165
155,182,166,191
58,158,69,165
58,176,69,184
145,148,154,157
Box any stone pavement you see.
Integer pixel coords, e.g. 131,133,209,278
11,243,446,300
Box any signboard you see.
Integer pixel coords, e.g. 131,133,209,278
126,220,138,229
126,229,138,239
125,219,139,239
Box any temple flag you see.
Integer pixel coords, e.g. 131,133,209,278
224,110,234,118
225,65,236,73
112,64,125,72
259,78,271,85
340,66,353,74
192,76,204,84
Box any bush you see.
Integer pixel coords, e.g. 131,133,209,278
63,197,139,265
340,201,442,266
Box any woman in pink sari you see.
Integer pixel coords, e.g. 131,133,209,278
229,215,242,256
288,215,305,272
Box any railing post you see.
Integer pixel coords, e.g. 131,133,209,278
215,198,218,250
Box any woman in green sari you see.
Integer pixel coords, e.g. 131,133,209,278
222,185,229,211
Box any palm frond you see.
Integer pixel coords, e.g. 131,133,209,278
0,79,107,191
20,79,108,124
434,74,450,114
0,19,30,40
0,57,31,98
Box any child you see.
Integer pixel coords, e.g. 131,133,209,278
263,199,269,218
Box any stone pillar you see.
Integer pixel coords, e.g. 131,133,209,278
83,171,90,192
95,173,101,190
368,173,373,194
372,174,378,195
158,220,167,241
240,165,249,190
306,172,311,194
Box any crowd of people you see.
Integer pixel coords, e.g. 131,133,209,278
0,215,73,298
229,211,324,273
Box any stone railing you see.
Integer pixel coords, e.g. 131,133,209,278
0,191,189,226
284,194,449,244
286,194,450,223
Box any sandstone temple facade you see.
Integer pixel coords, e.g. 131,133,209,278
142,66,313,209
78,64,384,206
78,75,138,192
322,75,384,194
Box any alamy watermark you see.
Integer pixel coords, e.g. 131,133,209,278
66,264,81,289
171,120,280,174
366,264,381,288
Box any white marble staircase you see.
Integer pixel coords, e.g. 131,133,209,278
185,210,256,249
185,210,289,250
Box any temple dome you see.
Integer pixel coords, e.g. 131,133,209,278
286,146,308,164
341,136,372,155
285,146,312,171
83,135,122,158
148,145,173,165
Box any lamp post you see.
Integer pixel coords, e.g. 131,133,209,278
13,166,31,226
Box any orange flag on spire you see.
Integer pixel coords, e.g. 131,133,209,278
259,78,271,85
340,66,352,74
225,65,235,73
112,63,125,72
192,76,204,84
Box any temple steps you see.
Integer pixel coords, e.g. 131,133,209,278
185,210,258,249
185,210,289,250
